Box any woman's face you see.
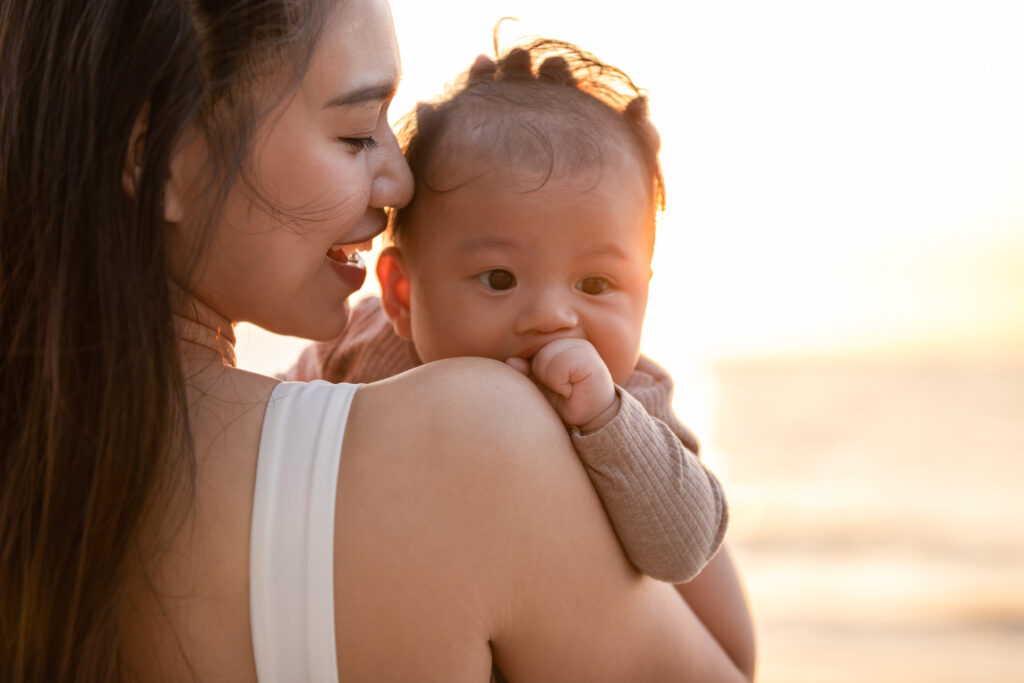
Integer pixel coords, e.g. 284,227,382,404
172,0,412,340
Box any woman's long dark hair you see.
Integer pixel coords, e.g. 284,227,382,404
0,0,322,679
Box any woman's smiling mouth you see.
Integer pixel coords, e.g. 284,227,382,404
326,244,365,265
326,246,368,290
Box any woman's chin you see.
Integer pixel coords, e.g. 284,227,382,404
302,304,351,342
258,300,351,343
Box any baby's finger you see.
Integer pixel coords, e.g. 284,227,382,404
530,339,589,385
529,355,575,400
504,356,531,376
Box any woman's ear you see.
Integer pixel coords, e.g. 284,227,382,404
377,246,413,339
121,107,147,200
121,104,186,224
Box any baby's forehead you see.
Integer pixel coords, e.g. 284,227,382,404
392,78,661,249
401,155,656,258
426,145,637,197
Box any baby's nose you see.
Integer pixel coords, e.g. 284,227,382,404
515,290,579,334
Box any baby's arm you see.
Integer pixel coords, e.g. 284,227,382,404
510,342,754,675
620,356,756,677
674,546,757,679
506,339,727,583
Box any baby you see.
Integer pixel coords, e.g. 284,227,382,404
289,41,726,584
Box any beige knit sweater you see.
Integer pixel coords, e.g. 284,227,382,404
285,296,727,583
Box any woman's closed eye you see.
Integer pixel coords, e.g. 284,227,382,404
477,269,517,291
338,136,378,152
575,276,611,295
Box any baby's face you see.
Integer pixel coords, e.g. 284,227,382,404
397,155,654,384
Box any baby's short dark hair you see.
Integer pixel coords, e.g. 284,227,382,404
389,38,665,244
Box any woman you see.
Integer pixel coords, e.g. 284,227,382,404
0,0,753,680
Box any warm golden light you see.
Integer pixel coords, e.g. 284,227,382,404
235,2,1024,680
240,0,1024,371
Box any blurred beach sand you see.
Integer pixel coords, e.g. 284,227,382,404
709,357,1024,682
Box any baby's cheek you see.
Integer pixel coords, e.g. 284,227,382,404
407,307,446,364
608,352,642,385
412,312,484,363
455,327,511,363
602,323,644,384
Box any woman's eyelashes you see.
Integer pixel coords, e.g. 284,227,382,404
338,136,378,152
337,102,389,152
477,269,517,291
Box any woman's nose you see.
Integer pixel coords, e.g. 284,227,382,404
369,124,414,210
514,289,579,335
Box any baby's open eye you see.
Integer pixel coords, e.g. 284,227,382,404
478,269,517,291
576,276,610,295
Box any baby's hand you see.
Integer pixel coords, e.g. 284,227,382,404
506,338,619,433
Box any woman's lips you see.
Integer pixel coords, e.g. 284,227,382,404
326,206,386,292
326,248,367,291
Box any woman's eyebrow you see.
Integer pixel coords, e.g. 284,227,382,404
324,80,398,108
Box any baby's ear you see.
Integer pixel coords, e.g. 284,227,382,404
377,246,413,339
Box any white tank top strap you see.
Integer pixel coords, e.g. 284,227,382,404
250,380,361,683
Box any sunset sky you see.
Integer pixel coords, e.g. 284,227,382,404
237,0,1024,383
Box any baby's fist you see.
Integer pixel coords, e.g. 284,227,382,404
521,338,619,433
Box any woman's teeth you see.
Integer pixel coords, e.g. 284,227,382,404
327,245,365,267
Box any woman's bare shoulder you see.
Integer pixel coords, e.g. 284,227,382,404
350,356,549,422
332,357,583,677
332,356,748,682
337,357,578,545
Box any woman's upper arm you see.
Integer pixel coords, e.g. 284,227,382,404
332,357,746,682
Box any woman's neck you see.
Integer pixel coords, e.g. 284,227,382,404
173,295,237,368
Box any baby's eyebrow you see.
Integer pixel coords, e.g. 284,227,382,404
455,236,520,252
578,242,630,261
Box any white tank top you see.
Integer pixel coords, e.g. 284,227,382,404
250,380,360,682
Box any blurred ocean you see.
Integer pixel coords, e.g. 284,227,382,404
235,324,1023,681
708,357,1024,683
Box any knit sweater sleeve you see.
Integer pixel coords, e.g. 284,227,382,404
282,296,421,383
569,355,728,583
